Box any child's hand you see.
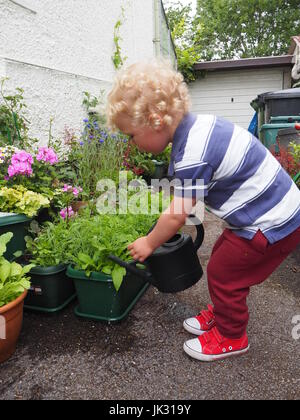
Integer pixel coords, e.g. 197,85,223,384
128,236,154,263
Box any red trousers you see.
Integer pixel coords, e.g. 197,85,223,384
207,227,300,339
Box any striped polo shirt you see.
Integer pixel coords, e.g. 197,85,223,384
168,113,300,244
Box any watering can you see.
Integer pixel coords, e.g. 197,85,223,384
109,215,204,293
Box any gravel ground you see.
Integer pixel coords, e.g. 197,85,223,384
0,211,299,400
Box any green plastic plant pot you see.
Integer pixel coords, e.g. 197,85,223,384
260,123,296,150
66,265,149,323
24,264,76,313
0,213,32,261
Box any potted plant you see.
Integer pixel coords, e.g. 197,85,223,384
64,209,160,322
123,142,171,184
21,220,76,313
0,232,33,363
0,186,49,260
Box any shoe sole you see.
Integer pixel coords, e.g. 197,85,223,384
183,342,250,362
183,320,209,336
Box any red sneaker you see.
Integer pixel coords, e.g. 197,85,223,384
183,304,216,335
183,327,249,362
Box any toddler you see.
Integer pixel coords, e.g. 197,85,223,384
107,61,300,362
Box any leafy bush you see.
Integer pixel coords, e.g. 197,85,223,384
271,141,300,182
0,233,33,307
0,185,50,217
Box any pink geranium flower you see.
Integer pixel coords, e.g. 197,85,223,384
8,150,33,178
62,185,83,196
60,206,75,220
36,147,59,165
11,150,33,165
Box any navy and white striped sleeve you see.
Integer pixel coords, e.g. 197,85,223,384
173,161,214,199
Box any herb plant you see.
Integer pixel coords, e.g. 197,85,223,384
25,188,171,291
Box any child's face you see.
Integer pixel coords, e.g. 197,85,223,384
117,116,171,155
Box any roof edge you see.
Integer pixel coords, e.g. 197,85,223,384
194,55,293,72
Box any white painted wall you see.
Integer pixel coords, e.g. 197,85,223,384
0,0,155,144
189,67,291,129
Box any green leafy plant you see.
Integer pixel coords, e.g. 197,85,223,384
0,185,50,217
290,142,300,187
26,210,158,290
0,232,33,307
25,189,171,290
67,93,128,198
0,78,37,149
271,141,300,188
112,7,127,70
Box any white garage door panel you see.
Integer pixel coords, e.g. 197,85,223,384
189,68,286,128
190,76,282,90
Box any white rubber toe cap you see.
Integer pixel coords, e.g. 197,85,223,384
183,317,203,335
183,338,203,359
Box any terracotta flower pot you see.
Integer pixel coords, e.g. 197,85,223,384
0,290,27,364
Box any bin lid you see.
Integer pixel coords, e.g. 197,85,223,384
0,212,31,226
259,88,300,101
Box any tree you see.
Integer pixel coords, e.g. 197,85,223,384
194,0,300,60
164,1,200,82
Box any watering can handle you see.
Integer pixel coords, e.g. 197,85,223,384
147,214,204,251
187,214,205,251
108,255,152,281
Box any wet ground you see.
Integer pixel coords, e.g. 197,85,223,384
0,211,299,400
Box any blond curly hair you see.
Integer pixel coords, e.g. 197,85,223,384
106,60,191,132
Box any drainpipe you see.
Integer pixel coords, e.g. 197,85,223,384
153,0,161,57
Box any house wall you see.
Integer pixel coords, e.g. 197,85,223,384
189,67,292,129
0,0,155,144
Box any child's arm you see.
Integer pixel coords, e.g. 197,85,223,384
128,196,197,262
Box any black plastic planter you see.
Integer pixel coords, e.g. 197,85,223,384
0,213,32,260
67,265,149,323
24,264,76,313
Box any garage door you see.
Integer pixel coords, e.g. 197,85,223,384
189,68,288,129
